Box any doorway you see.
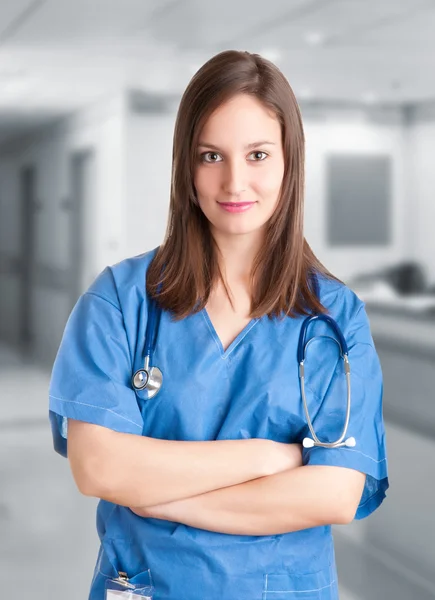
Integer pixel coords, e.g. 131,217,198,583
19,165,37,353
69,149,95,309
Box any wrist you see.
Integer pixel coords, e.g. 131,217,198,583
258,439,283,477
291,443,303,469
261,440,303,476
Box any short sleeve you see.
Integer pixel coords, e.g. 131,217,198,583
48,269,144,457
302,300,389,520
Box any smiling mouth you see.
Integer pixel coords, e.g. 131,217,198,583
217,201,256,213
218,202,255,206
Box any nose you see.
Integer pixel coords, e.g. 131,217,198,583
222,158,247,198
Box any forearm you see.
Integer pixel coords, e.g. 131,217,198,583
137,465,366,535
68,420,298,507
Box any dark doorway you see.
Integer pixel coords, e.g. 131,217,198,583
19,165,37,352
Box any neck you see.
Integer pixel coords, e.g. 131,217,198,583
212,228,265,285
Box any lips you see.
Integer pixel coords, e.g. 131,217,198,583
217,201,256,213
219,202,254,207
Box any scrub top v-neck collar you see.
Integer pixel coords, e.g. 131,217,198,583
200,308,261,360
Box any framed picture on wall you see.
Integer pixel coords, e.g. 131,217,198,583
326,153,392,246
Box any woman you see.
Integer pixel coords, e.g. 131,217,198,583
49,50,389,600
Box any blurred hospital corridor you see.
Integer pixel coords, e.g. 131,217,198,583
1,1,435,599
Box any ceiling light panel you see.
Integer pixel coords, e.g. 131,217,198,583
238,0,425,49
146,0,309,51
358,4,435,48
0,0,164,46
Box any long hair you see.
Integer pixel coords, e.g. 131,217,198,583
147,50,341,320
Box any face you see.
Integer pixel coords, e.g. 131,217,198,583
193,94,285,240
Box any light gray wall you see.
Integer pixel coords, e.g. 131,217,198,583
405,109,435,282
124,108,175,258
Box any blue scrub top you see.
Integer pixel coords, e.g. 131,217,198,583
49,247,389,600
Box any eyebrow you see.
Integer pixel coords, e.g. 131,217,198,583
197,140,276,151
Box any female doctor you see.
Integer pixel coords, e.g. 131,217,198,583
49,50,389,600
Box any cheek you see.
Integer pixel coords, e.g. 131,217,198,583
255,165,284,197
194,169,219,198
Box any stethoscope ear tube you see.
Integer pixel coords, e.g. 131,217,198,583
298,313,354,450
132,272,354,447
297,314,349,363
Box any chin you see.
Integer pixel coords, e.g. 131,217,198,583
215,221,266,237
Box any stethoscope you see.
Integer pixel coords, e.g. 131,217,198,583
298,313,355,449
132,291,355,450
131,289,163,399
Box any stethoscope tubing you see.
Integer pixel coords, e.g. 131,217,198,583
300,356,352,448
133,276,355,449
131,281,163,394
298,314,354,449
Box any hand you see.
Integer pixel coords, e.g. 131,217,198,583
129,499,185,521
129,504,166,519
265,441,303,476
129,505,151,518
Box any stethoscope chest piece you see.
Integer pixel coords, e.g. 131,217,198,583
132,366,163,399
132,369,149,390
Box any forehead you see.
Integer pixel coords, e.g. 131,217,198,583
199,94,281,143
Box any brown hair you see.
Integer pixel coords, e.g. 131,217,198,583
147,49,341,320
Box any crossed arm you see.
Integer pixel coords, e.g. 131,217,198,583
129,463,366,536
67,419,366,536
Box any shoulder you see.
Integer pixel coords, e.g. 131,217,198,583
85,247,159,308
315,272,363,314
314,272,372,343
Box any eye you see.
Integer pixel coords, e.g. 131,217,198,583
200,151,223,163
248,151,268,161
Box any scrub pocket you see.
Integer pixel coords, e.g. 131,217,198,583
105,574,153,599
94,538,154,597
262,566,337,600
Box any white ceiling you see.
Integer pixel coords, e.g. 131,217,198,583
0,0,434,143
